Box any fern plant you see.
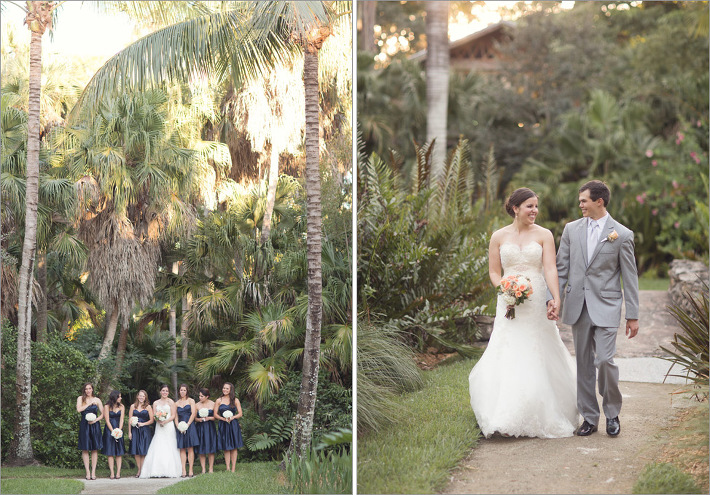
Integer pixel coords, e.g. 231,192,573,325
246,416,294,458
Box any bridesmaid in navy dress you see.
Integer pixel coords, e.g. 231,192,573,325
76,382,104,480
128,389,154,478
194,387,217,474
101,390,126,479
175,384,199,477
215,382,243,472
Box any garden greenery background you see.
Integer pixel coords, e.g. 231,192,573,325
1,2,352,484
357,0,708,433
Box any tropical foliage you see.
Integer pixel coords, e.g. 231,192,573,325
357,136,494,433
1,0,352,471
358,1,709,274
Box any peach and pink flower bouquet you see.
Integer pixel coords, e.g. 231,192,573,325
497,274,533,319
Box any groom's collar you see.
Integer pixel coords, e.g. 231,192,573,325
589,213,610,231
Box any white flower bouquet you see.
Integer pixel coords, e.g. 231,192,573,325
177,421,189,433
222,410,233,419
198,408,209,418
85,412,97,422
130,416,139,427
111,428,123,440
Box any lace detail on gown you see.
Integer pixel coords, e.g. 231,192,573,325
469,242,579,438
139,404,182,478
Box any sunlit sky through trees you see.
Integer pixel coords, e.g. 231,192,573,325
1,2,135,60
369,1,628,65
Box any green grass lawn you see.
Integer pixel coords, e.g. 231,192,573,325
0,466,84,495
639,276,670,291
156,462,287,494
0,462,286,495
357,357,480,494
0,478,83,495
634,399,709,494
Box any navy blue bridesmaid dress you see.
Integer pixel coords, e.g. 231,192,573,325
101,409,125,456
176,404,200,449
78,403,103,451
194,408,217,455
217,403,243,450
129,408,153,456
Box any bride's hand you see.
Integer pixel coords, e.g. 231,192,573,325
546,300,559,320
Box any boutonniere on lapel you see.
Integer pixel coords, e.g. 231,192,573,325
605,230,619,243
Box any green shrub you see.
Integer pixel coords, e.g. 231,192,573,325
356,320,422,435
284,429,352,494
264,370,352,445
2,325,98,468
238,370,351,462
633,463,702,494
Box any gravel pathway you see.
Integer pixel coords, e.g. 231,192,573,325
77,476,184,495
444,290,699,494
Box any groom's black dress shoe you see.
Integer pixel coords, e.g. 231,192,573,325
606,417,620,436
577,420,598,436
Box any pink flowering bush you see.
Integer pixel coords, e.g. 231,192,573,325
617,121,708,269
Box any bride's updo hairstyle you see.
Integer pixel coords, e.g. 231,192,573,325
505,188,538,218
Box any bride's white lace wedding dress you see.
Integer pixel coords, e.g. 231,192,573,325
139,404,182,478
469,242,579,438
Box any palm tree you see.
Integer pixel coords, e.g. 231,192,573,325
71,0,347,458
61,90,198,378
359,1,377,53
5,0,59,466
231,60,304,243
425,0,450,185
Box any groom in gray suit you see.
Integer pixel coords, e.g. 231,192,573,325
552,180,639,437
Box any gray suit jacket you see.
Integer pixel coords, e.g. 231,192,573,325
557,215,639,328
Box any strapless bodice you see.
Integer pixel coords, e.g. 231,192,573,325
133,409,150,420
500,242,543,275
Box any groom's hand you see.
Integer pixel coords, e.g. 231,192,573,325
625,319,639,338
546,300,559,320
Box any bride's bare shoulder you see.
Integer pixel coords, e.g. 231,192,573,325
490,226,512,243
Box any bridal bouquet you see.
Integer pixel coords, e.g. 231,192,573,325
155,409,170,425
85,412,97,423
130,416,139,427
177,421,189,433
497,274,533,319
111,428,124,440
198,408,209,418
222,410,234,419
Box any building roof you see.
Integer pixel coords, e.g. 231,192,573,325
409,20,515,62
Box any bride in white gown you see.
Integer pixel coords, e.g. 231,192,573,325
139,385,182,478
469,188,579,438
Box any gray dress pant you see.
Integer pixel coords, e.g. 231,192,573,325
572,302,622,425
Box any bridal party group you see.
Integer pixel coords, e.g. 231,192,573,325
76,382,244,480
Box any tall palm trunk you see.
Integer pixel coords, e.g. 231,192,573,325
359,1,377,53
181,292,191,360
170,261,179,392
425,0,450,185
36,249,47,342
99,302,119,361
287,42,324,460
114,321,129,377
261,144,280,243
9,1,54,465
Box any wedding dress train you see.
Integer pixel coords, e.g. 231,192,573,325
469,242,579,438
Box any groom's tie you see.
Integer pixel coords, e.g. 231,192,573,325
588,219,599,263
